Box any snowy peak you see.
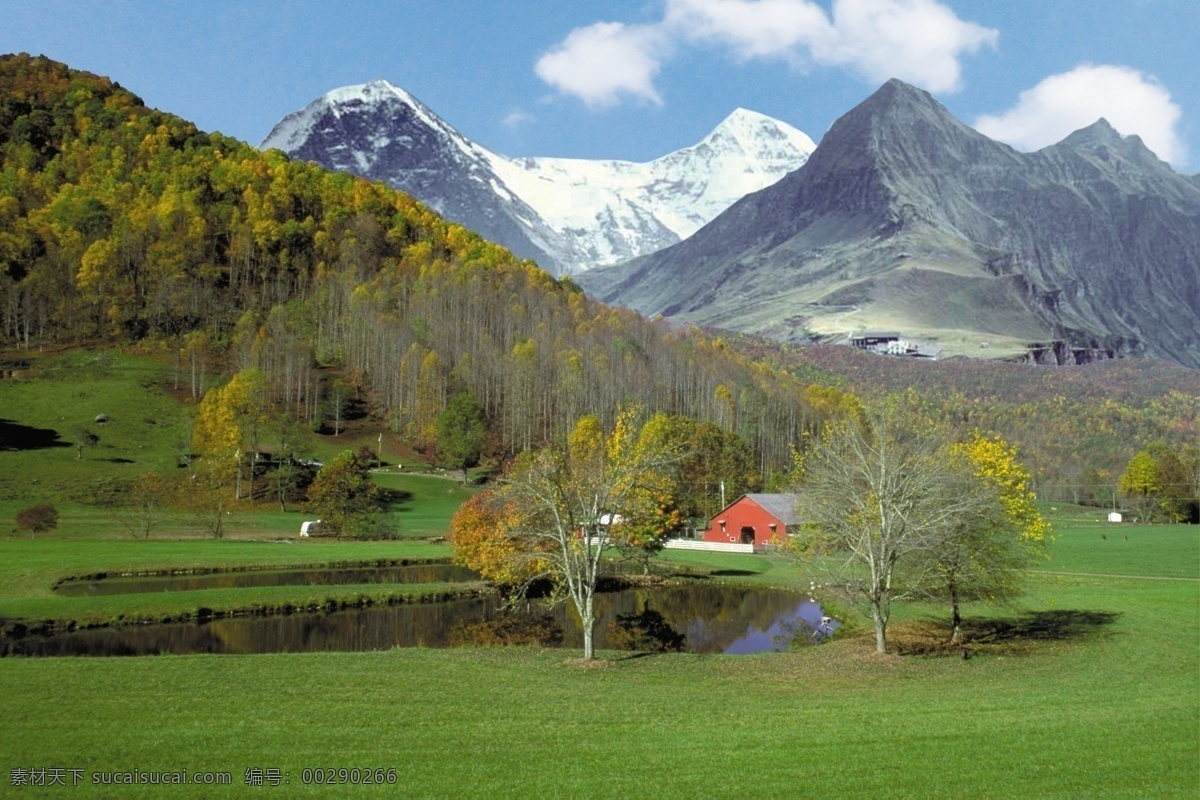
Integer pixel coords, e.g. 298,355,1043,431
701,108,817,157
261,79,485,168
261,83,815,275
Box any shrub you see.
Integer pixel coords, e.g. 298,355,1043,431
15,504,58,534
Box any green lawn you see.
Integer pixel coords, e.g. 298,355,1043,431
0,510,1197,797
3,356,1197,796
0,348,473,543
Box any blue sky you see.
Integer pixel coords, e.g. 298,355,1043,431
2,0,1196,170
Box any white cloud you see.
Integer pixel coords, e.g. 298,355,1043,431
975,64,1186,166
534,22,668,108
536,0,997,106
664,0,833,61
820,0,998,92
667,0,995,91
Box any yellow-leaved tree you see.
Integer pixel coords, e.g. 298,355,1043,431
450,407,684,660
928,432,1053,643
190,368,271,535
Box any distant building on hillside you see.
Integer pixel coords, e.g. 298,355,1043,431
850,331,941,360
851,332,901,350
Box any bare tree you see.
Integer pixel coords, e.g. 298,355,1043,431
72,426,99,460
787,405,992,653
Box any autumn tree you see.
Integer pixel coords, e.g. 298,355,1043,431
269,414,308,512
1137,443,1200,523
673,418,759,521
924,433,1052,643
16,504,58,535
463,408,684,660
304,448,381,538
606,413,687,573
186,455,234,538
449,493,540,586
1119,450,1160,522
787,405,995,654
192,368,271,500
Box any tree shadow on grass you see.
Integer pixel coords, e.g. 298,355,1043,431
0,419,71,451
377,488,414,511
894,610,1121,657
964,610,1121,644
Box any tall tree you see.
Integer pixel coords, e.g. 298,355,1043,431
304,448,381,539
1119,450,1160,522
462,408,683,660
925,433,1052,643
787,405,993,654
436,391,488,482
192,368,271,500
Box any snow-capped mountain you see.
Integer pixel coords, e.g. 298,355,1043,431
578,80,1200,368
261,80,815,275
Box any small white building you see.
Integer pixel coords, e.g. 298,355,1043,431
1107,512,1123,523
300,520,323,537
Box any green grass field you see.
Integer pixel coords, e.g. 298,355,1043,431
0,507,1196,797
2,352,1197,796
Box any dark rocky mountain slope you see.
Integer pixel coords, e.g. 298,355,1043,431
579,80,1200,367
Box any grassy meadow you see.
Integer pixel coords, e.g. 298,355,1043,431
2,348,1198,796
0,506,1196,796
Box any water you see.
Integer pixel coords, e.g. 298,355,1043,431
5,582,837,658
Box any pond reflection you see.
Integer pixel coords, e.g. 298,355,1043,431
4,583,837,658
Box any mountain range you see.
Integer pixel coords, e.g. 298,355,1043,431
261,80,815,275
578,80,1200,368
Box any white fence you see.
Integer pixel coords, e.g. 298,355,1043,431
663,539,755,554
585,537,757,554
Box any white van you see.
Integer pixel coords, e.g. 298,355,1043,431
299,520,323,537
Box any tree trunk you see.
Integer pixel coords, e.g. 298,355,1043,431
580,592,596,660
871,602,888,653
949,581,963,644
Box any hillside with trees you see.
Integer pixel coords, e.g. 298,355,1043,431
0,54,855,486
724,337,1198,507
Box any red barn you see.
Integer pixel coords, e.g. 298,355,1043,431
702,494,801,548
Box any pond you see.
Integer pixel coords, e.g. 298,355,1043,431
54,563,478,596
4,581,837,658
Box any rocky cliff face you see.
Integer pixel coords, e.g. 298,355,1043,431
579,80,1200,368
261,82,815,275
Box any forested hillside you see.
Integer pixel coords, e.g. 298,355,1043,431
0,54,854,477
728,338,1199,504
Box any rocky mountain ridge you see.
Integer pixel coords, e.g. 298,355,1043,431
579,80,1200,368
